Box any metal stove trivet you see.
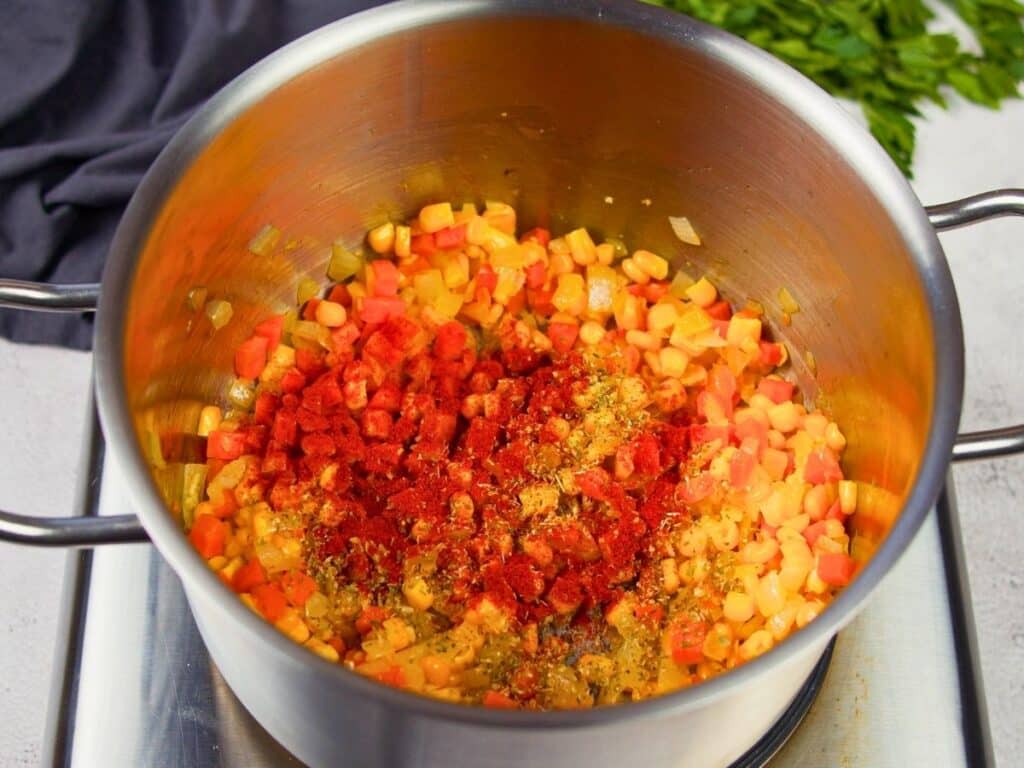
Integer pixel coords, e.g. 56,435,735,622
42,407,993,767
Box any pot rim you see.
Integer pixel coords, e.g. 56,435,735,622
93,0,964,728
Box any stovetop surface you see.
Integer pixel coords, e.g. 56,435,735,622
44,426,989,768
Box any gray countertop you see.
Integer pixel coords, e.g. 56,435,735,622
0,100,1021,768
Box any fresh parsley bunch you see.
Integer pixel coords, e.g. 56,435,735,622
647,0,1024,176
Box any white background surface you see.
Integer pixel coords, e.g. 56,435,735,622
1,67,1023,768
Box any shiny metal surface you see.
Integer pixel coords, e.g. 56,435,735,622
0,510,146,546
0,280,100,311
85,0,971,765
55,457,971,767
925,189,1024,462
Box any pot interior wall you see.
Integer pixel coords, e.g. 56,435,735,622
125,13,931,562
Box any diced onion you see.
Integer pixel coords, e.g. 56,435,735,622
327,243,364,282
778,286,800,315
248,224,281,256
204,299,233,330
296,277,321,305
669,215,702,246
187,286,208,312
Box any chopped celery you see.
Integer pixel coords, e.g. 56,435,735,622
249,224,281,256
296,277,321,306
291,320,331,349
181,463,209,530
327,243,364,282
144,430,166,469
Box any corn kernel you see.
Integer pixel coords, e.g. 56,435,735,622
420,655,452,687
661,558,680,594
802,412,828,439
625,329,659,351
276,611,311,644
756,572,787,617
658,346,688,378
766,607,796,641
305,637,341,662
620,258,650,284
826,422,847,451
367,222,395,254
676,526,708,558
685,277,717,308
207,555,227,571
740,538,779,565
579,320,606,345
613,291,642,331
483,201,516,234
796,600,825,628
315,300,347,328
595,243,615,265
839,480,857,515
394,225,411,259
565,228,597,265
709,519,740,552
647,303,679,335
632,249,669,280
419,202,455,233
197,405,222,437
723,591,755,623
767,401,799,433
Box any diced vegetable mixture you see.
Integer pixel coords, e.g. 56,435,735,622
184,201,858,709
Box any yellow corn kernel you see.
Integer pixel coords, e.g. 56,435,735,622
613,292,642,331
723,591,755,623
383,617,416,651
419,202,455,233
276,611,312,644
579,320,606,345
661,558,680,594
197,405,222,437
207,555,228,571
838,480,857,515
685,276,717,308
565,227,597,265
483,201,516,234
825,422,847,451
802,412,828,439
709,519,740,552
492,267,526,305
676,526,708,558
632,249,669,280
796,600,825,628
805,567,829,595
740,538,779,565
595,243,615,265
781,513,810,533
552,273,587,316
726,316,762,347
620,258,650,284
305,637,340,662
392,224,411,259
767,401,799,433
756,572,787,618
403,575,434,611
766,606,797,641
315,300,347,328
521,241,547,266
658,346,688,378
625,329,659,351
367,222,395,254
703,622,734,662
739,629,775,661
420,655,452,687
647,303,679,335
239,593,259,613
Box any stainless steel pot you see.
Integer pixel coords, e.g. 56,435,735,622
2,1,1023,766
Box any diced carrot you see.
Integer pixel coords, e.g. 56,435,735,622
548,322,578,354
206,430,247,460
360,296,406,325
232,558,267,593
355,606,389,634
519,227,551,247
757,377,794,404
434,321,468,361
212,489,239,519
758,341,784,367
234,335,269,379
666,620,706,665
411,233,437,256
252,583,289,621
805,448,843,484
188,515,226,559
435,224,467,250
524,261,547,289
674,473,715,504
803,521,829,547
367,260,400,297
482,691,518,709
281,571,318,606
328,283,352,306
818,553,856,586
729,449,756,488
302,298,321,321
643,282,669,303
377,665,407,688
825,500,846,523
476,264,498,293
706,300,732,321
253,315,285,352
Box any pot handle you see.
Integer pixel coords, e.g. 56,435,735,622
0,280,148,546
927,189,1024,462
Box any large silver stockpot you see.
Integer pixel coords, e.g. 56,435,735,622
2,1,1023,766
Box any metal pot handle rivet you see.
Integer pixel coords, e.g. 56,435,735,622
0,282,147,546
926,188,1024,462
